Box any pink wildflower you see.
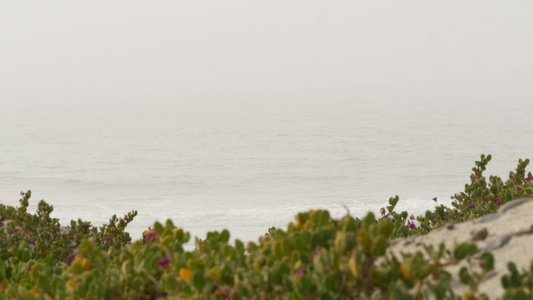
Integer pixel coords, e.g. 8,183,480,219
157,257,170,266
296,269,307,276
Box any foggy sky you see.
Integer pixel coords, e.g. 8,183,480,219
1,1,532,106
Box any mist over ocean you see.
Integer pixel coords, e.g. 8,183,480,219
1,1,532,246
1,99,531,245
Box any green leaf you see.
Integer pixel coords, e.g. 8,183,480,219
235,239,244,254
362,212,376,227
18,249,30,263
334,232,347,254
153,222,164,233
318,210,330,226
272,240,283,259
357,229,372,253
294,236,306,252
459,267,471,284
479,252,494,271
311,232,323,249
378,222,393,238
175,228,184,241
192,271,206,291
371,235,388,257
324,276,336,291
508,262,518,273
220,229,230,243
164,274,179,291
453,243,477,260
512,289,529,300
281,239,293,256
297,213,309,225
298,274,312,292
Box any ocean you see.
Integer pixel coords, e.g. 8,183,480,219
1,99,531,246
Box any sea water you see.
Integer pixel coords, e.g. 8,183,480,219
1,99,531,246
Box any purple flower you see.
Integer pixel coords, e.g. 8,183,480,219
61,234,66,238
30,239,35,244
66,254,76,264
467,204,474,209
13,228,19,233
105,237,110,242
408,223,415,229
480,209,484,214
444,211,449,216
296,269,307,276
433,197,437,202
157,257,170,266
513,196,517,199
459,196,464,201
145,230,158,242
410,215,415,220
459,212,464,217
54,260,58,264
27,266,32,271
494,197,500,201
108,254,114,260
496,200,502,205
20,191,25,196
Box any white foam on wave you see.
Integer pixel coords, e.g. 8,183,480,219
29,196,450,242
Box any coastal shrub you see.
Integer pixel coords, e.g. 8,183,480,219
501,262,533,299
381,154,533,239
0,208,489,299
0,154,532,299
0,191,136,263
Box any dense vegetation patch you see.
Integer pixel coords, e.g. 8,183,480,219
1,155,532,299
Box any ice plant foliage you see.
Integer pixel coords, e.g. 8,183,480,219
0,155,532,298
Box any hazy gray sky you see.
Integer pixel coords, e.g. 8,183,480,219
1,1,532,106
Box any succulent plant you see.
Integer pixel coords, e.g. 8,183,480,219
0,155,532,299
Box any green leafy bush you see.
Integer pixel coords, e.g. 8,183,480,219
0,155,532,299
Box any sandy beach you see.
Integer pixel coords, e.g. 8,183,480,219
388,197,533,296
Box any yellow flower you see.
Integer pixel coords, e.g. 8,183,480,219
400,263,412,280
0,280,8,292
180,268,191,281
67,280,75,290
82,259,92,271
348,258,358,278
29,287,37,296
296,220,303,229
